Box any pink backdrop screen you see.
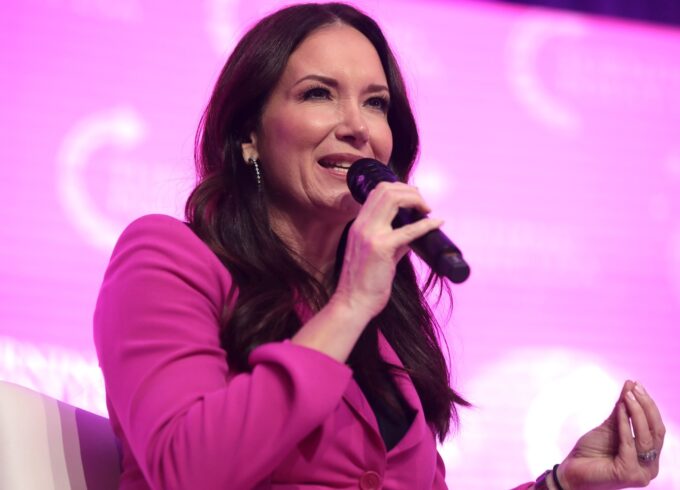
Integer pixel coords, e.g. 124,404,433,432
1,0,679,487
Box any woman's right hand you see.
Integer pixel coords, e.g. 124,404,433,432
331,180,444,323
292,180,443,362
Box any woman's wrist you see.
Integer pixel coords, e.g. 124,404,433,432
326,293,376,329
546,470,561,490
553,464,568,490
534,464,567,490
534,471,555,490
291,294,369,362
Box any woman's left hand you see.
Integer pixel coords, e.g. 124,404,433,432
556,380,665,489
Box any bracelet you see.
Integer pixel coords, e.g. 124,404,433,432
534,464,565,490
534,469,551,490
552,464,565,490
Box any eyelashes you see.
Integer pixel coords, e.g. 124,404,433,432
301,86,332,101
365,94,390,112
299,85,390,113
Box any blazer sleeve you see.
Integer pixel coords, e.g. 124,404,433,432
93,215,353,489
433,450,448,489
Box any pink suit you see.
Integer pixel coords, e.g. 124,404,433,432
94,214,534,489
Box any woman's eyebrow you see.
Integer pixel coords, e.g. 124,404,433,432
292,74,389,93
293,74,338,87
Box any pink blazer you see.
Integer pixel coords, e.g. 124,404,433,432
94,214,534,490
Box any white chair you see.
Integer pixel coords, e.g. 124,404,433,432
0,381,121,490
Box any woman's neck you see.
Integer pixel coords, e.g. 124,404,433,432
268,208,348,283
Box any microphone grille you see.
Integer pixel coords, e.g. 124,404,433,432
347,158,398,204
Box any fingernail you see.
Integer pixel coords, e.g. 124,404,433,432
634,382,646,396
626,390,636,402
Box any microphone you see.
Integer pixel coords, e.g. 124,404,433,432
347,158,470,284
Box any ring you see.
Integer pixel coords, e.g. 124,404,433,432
637,449,658,463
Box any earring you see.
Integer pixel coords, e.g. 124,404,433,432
247,157,262,188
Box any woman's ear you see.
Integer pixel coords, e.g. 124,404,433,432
241,131,259,162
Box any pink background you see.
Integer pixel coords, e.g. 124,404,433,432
1,0,679,487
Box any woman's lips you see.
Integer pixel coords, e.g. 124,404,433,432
317,153,366,174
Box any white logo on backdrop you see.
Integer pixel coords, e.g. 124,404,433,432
0,336,105,415
523,361,618,471
439,349,680,488
57,107,146,250
57,107,191,251
509,13,680,129
507,14,585,131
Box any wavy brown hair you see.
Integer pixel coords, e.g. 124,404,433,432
185,2,468,441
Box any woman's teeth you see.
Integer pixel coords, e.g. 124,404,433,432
319,161,351,172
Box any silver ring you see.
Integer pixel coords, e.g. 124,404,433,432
637,449,658,463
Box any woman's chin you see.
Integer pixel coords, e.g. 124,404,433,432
302,197,359,227
329,193,361,220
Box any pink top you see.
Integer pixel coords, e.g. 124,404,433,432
94,214,535,490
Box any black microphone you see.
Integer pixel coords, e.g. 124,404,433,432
347,158,470,284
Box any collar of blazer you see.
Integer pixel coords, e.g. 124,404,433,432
341,329,428,454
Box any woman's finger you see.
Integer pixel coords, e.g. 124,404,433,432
623,388,656,459
631,382,666,448
365,186,430,225
616,401,656,487
617,401,637,461
388,217,445,259
357,182,431,225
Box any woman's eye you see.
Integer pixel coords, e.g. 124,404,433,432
366,96,390,112
302,87,332,100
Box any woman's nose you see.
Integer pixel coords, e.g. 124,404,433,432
335,102,369,145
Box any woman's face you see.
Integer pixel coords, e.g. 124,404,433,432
244,23,393,225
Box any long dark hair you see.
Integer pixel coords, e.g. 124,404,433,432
185,2,468,441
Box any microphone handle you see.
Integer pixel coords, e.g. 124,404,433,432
393,208,470,284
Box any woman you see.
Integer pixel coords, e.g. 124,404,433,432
94,3,664,489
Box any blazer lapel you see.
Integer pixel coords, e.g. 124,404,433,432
340,330,428,453
341,376,379,430
376,330,421,412
377,330,427,454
